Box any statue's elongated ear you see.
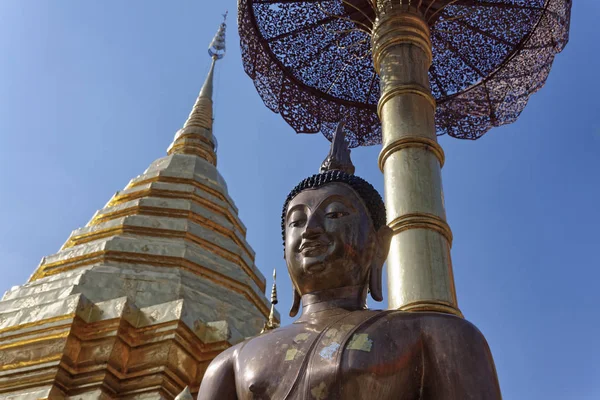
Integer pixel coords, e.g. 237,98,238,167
369,225,393,302
289,287,301,317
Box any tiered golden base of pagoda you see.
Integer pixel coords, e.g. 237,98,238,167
0,295,233,399
0,151,274,399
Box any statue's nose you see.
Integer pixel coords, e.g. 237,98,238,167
302,213,325,238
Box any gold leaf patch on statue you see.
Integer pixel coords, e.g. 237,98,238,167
347,334,373,352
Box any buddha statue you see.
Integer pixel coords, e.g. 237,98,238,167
197,123,501,399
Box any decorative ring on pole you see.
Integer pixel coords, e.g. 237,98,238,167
387,212,453,245
378,137,445,171
399,300,463,318
372,12,432,73
377,83,437,116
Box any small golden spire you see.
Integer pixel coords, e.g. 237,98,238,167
270,269,278,305
183,12,228,130
168,13,229,165
261,269,280,333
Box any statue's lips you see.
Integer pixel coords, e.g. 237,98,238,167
299,241,329,257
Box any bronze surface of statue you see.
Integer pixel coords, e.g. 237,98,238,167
198,124,501,399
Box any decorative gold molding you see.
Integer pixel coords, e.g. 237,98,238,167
0,331,69,351
0,314,75,335
183,97,213,131
168,141,217,166
108,188,237,229
61,225,264,291
87,205,255,264
378,83,436,116
378,136,445,171
388,212,453,245
173,132,215,148
30,251,271,318
0,314,232,396
372,12,432,74
399,299,463,318
107,187,247,238
0,354,62,372
126,175,238,215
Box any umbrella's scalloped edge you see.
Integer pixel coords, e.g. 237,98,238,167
237,0,572,147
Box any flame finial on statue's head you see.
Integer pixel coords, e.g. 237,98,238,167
319,120,356,176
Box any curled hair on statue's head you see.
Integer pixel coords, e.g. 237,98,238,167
281,121,392,316
280,170,387,245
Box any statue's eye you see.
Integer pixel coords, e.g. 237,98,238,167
326,211,348,219
288,218,306,228
288,210,306,228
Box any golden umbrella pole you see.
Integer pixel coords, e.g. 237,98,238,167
372,4,461,316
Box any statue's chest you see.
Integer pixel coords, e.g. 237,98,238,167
235,327,321,399
236,317,422,400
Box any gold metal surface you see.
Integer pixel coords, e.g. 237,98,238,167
388,212,453,245
0,355,62,372
127,174,229,202
30,251,271,318
399,299,463,317
377,83,436,116
107,187,247,236
169,132,215,147
372,7,460,315
126,174,240,214
87,205,254,261
378,136,445,171
61,225,264,290
183,96,213,131
0,331,69,351
0,314,75,334
0,16,268,399
0,311,230,397
372,11,432,73
168,141,217,165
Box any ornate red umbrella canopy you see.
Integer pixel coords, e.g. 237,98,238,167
238,0,572,147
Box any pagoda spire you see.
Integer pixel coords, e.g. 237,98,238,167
168,12,228,166
0,11,275,398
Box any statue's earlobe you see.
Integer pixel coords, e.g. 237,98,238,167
369,225,393,302
369,265,383,302
289,287,301,317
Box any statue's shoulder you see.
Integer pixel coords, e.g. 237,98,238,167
369,310,486,343
414,312,486,342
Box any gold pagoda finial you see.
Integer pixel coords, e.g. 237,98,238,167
261,269,279,333
168,13,229,165
208,11,227,60
183,12,227,129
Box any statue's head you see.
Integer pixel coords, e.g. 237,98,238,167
282,122,393,317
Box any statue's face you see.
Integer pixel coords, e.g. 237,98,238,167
285,182,377,294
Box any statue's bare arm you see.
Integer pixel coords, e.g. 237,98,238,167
423,316,502,400
197,346,238,400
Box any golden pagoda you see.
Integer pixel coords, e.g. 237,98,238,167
0,15,275,399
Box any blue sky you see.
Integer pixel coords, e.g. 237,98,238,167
0,1,598,399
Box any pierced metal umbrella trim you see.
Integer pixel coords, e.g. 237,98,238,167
238,0,571,147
